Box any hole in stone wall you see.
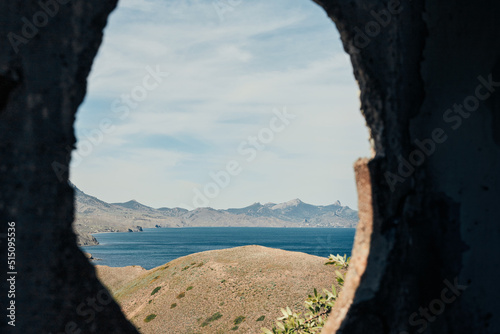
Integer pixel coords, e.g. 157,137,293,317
72,0,370,332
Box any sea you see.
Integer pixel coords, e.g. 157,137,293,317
81,227,356,270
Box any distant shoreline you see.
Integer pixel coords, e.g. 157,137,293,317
77,220,359,246
81,227,356,270
73,186,358,247
81,226,357,249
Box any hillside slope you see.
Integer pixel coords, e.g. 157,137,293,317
96,246,344,334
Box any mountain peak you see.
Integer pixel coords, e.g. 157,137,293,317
113,199,154,211
123,200,142,206
271,199,303,210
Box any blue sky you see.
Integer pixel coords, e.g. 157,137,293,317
71,0,371,210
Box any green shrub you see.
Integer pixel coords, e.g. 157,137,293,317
187,286,194,291
151,286,161,296
256,316,265,322
201,312,223,327
177,292,185,299
231,326,239,331
234,316,246,325
171,303,177,309
261,254,350,334
144,314,157,323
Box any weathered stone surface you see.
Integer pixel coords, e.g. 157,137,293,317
317,0,500,333
0,1,137,333
0,0,499,333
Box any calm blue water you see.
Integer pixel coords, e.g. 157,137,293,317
81,227,356,270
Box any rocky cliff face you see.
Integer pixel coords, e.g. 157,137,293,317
0,1,499,333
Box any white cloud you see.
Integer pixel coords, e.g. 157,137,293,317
217,45,253,62
72,0,370,209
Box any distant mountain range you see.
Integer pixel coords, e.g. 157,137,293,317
73,185,358,246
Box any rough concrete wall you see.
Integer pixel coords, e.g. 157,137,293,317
315,0,500,333
0,0,499,333
0,1,138,333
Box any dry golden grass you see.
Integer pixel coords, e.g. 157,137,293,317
96,245,344,334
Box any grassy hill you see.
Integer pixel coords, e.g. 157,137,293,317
96,246,345,334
